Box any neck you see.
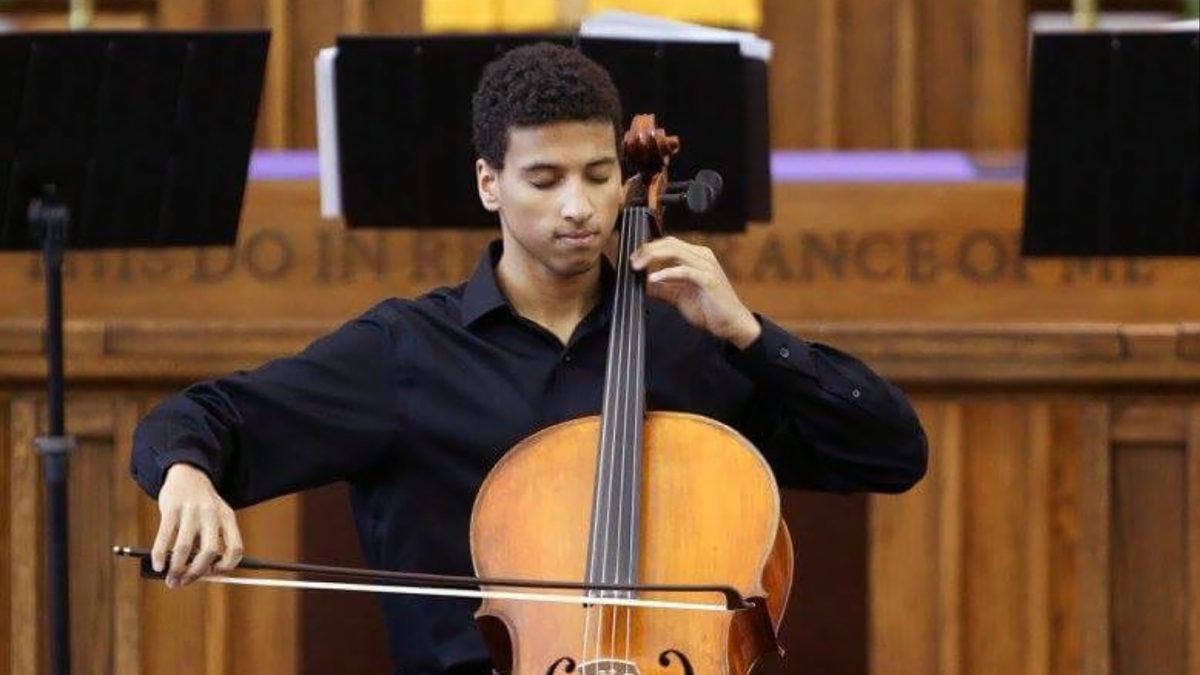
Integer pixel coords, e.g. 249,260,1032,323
495,249,603,334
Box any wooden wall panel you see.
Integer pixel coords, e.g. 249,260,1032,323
869,399,963,675
937,402,967,675
112,401,144,675
154,0,209,28
840,0,898,148
286,0,338,150
226,499,299,675
1026,404,1052,675
1111,444,1186,675
10,397,43,675
892,0,918,149
1049,404,1084,675
133,429,299,675
68,401,116,675
4,347,1200,675
0,398,8,675
759,0,1028,149
0,392,297,675
138,562,208,674
970,0,1028,150
963,402,1029,675
1189,407,1200,675
869,399,1140,675
210,0,265,32
758,0,825,148
263,0,292,150
1079,404,1111,675
367,0,425,34
772,491,868,675
917,0,973,147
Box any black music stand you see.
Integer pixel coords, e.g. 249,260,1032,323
1021,26,1199,256
0,31,268,675
315,30,771,232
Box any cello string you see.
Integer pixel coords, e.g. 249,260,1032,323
623,208,647,664
608,205,639,662
634,210,647,658
608,205,636,662
586,205,631,664
582,208,615,664
613,206,642,662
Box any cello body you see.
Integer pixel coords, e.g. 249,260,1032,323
471,413,793,674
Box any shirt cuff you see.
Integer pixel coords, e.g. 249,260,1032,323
724,315,817,380
134,447,220,498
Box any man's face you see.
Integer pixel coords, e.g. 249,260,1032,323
476,120,622,278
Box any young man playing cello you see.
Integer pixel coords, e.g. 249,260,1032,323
131,42,927,675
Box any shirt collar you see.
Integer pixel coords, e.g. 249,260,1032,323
460,239,616,328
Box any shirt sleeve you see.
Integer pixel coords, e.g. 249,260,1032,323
725,315,928,493
129,308,401,508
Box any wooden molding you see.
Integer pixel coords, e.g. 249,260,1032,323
3,320,1200,385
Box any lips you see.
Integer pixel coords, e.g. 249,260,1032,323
556,231,599,244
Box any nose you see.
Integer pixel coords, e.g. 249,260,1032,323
560,179,595,224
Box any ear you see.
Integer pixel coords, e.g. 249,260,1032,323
476,158,501,213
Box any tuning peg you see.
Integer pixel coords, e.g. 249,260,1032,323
693,170,723,196
659,170,723,214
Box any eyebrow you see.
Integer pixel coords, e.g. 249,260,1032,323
519,157,618,173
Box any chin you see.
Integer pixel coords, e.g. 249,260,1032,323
549,252,599,276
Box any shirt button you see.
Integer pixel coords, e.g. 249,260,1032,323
563,353,573,363
851,389,861,398
778,346,790,359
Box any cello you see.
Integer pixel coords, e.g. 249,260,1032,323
469,114,794,674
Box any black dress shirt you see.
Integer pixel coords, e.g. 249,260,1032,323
131,240,927,674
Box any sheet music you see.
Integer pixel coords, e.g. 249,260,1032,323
579,10,772,61
315,47,342,219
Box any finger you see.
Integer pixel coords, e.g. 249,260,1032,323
167,509,199,588
644,277,687,303
151,506,180,573
213,509,245,573
633,241,711,273
633,236,702,258
648,265,709,288
182,513,221,585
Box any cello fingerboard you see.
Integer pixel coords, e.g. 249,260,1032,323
586,205,651,597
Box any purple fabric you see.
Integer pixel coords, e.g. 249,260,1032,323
771,150,978,181
247,149,1017,182
247,150,322,181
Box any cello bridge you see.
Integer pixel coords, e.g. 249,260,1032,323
578,658,639,675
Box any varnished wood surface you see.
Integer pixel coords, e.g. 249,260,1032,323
2,174,1200,673
471,413,784,673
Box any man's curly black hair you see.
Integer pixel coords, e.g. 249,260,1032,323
472,42,623,169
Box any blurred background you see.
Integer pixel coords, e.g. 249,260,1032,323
1,1,1199,674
